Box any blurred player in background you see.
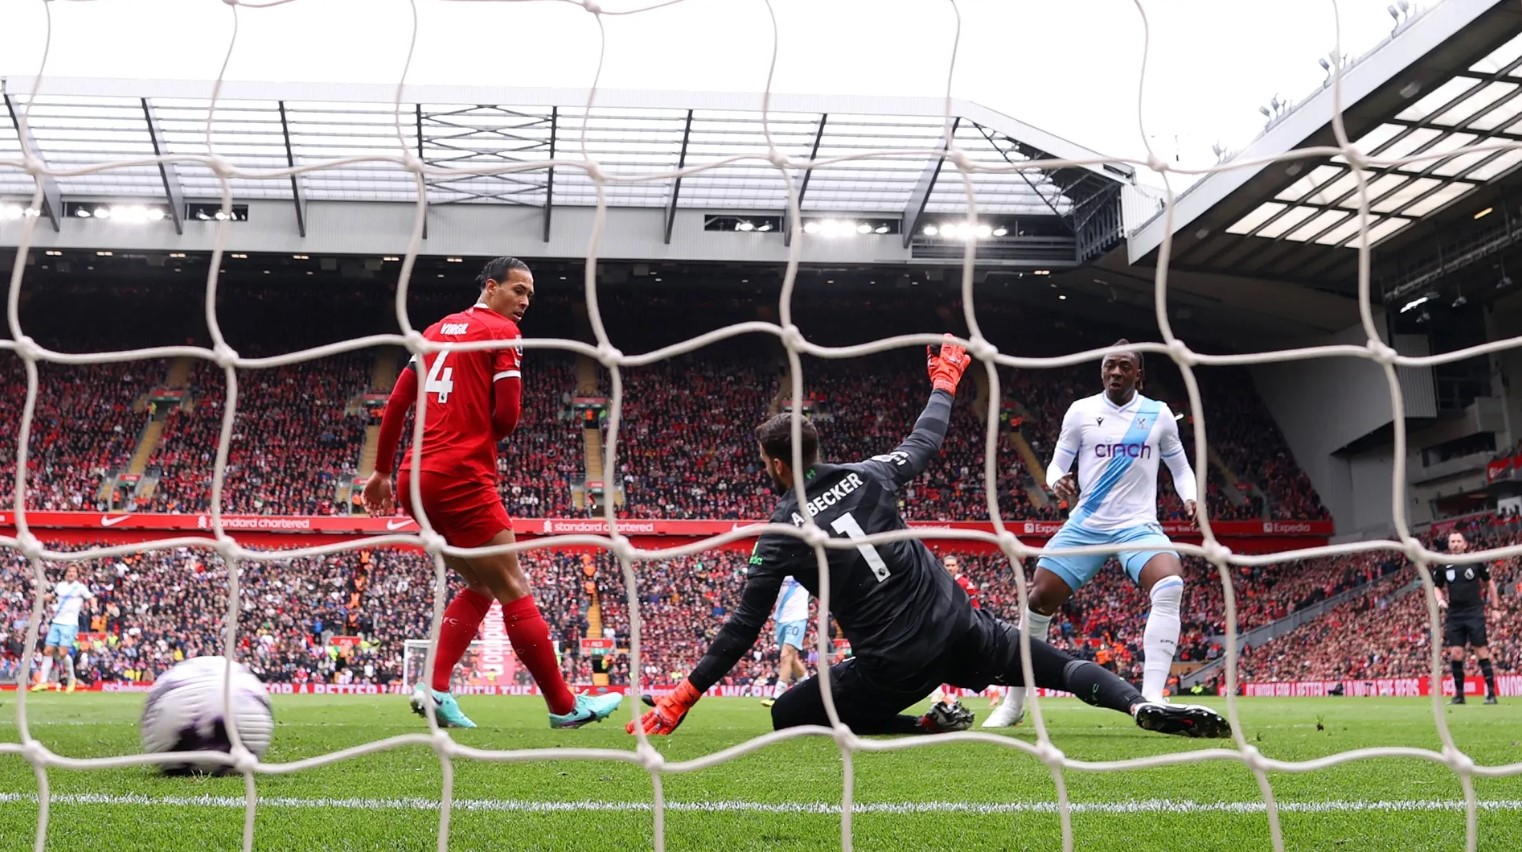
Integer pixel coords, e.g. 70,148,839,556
32,565,91,693
987,340,1197,727
930,555,977,704
1434,531,1500,705
631,339,1229,741
365,256,622,730
761,575,809,708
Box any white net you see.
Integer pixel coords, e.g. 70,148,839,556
2,1,1522,851
402,638,528,693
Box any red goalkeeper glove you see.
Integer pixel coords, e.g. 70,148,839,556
927,336,971,395
626,680,701,736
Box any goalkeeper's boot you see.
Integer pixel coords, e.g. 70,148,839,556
550,692,624,729
410,683,477,729
982,688,1026,728
64,681,76,694
920,700,975,733
1485,694,1499,705
1131,701,1231,739
28,681,49,693
759,698,776,708
1451,695,1467,706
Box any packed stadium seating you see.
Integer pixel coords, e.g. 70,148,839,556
1238,514,1519,683
0,358,149,512
3,277,1418,692
0,542,595,689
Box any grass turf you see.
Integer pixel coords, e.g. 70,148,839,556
0,694,1519,851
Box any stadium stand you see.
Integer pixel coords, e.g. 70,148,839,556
2,278,1391,690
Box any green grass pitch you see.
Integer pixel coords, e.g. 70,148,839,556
1,694,1519,851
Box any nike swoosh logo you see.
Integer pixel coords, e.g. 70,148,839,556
100,515,131,527
386,518,414,531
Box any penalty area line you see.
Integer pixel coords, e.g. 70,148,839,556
0,793,1519,816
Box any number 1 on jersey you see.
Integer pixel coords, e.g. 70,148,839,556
830,513,891,582
425,351,454,404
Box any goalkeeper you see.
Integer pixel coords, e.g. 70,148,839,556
631,338,1230,739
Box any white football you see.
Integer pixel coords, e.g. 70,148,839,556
140,656,274,775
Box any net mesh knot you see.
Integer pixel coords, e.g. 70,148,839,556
11,334,42,363
418,528,448,556
212,343,240,370
1365,339,1398,366
965,336,998,363
15,531,44,563
595,342,623,368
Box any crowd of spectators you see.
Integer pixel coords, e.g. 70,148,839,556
1239,513,1519,683
0,359,150,512
146,356,371,515
0,541,596,690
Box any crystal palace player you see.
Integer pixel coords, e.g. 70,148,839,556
630,339,1229,740
987,340,1197,728
1434,531,1500,705
364,257,622,730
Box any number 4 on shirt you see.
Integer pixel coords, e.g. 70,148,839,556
426,351,454,404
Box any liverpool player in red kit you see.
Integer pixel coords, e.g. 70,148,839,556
363,257,623,730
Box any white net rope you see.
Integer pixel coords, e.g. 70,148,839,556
2,1,1521,851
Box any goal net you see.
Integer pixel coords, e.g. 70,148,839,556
402,639,527,694
2,1,1521,851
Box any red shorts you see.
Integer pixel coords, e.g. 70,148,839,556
396,470,512,549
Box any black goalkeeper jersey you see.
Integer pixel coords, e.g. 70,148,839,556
686,389,974,691
1433,562,1490,614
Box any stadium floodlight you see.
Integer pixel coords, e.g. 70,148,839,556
1474,207,1493,220
195,210,210,221
923,225,939,236
737,220,755,232
803,221,821,235
975,224,993,239
757,222,773,232
44,250,61,256
993,226,1009,237
446,257,464,263
0,204,23,221
168,252,186,258
75,208,91,218
93,207,112,220
856,223,873,234
95,251,112,257
383,256,401,261
231,253,248,259
1399,294,1432,313
874,224,889,234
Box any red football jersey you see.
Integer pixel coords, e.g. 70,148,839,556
410,303,522,484
955,574,979,609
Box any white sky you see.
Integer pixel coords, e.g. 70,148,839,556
0,0,1404,180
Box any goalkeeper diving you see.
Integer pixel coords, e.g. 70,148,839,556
631,337,1231,739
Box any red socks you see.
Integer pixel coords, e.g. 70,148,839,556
432,588,493,693
501,595,576,715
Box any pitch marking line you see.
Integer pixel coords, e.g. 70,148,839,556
0,793,1520,816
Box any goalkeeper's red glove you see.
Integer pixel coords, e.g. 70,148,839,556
927,336,971,395
626,679,702,736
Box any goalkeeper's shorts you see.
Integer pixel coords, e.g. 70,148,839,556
397,470,513,549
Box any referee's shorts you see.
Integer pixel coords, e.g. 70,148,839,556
1443,612,1488,648
397,470,512,549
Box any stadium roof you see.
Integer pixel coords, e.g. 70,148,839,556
0,79,1132,254
1125,0,1522,298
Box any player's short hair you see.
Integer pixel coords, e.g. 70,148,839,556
1108,338,1143,372
755,413,819,467
476,256,531,289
